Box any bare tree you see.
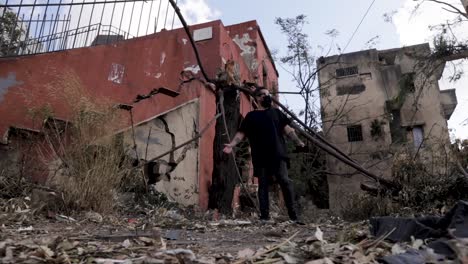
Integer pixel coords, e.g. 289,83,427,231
412,0,468,79
274,15,321,128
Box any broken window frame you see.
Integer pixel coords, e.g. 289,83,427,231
336,66,359,78
347,124,363,142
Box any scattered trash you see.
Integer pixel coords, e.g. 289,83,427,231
165,210,185,221
17,226,33,232
2,195,467,263
55,214,77,222
165,229,182,240
122,239,131,248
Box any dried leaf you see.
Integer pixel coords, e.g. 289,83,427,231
237,248,255,259
391,243,406,255
277,251,298,264
315,227,324,242
17,226,33,232
411,238,424,249
305,257,333,264
85,211,103,223
35,245,55,259
122,239,131,248
57,240,75,251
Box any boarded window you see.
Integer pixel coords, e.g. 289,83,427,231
336,66,358,77
347,125,363,142
336,84,365,95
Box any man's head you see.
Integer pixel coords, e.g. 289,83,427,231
254,87,272,108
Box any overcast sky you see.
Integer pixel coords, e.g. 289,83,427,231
182,0,467,140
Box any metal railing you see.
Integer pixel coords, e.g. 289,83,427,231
0,0,178,57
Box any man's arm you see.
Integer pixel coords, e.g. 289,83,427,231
284,125,305,147
223,131,245,154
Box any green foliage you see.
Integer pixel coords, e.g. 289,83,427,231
370,119,385,139
286,134,328,209
275,15,312,66
452,139,468,172
386,72,415,110
235,140,252,182
392,151,468,209
275,15,320,127
0,8,25,55
432,34,461,59
340,193,397,221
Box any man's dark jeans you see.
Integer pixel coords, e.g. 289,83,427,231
257,161,297,221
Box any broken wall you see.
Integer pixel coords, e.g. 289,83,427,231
124,100,200,206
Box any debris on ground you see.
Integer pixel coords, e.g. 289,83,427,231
1,196,467,263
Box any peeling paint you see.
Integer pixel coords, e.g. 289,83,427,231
221,57,227,65
184,65,200,74
0,73,23,102
232,33,258,72
250,59,259,72
108,63,125,84
160,52,166,65
155,73,162,78
182,38,188,45
232,33,256,56
247,27,254,31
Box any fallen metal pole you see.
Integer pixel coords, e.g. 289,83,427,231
236,86,398,190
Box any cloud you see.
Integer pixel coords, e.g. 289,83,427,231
179,0,221,24
394,0,467,46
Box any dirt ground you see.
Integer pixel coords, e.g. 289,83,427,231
1,196,467,263
0,195,362,263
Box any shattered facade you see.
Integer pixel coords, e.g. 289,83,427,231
0,20,278,209
318,44,458,210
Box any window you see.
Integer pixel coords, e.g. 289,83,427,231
336,84,365,96
412,126,424,149
336,66,358,77
347,125,363,142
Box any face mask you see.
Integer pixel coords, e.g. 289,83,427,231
261,95,272,108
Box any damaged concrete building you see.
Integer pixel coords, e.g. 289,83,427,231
318,44,458,210
0,19,278,209
462,0,468,13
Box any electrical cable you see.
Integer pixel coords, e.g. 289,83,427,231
343,0,377,53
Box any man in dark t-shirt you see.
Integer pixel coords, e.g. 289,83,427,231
223,87,305,223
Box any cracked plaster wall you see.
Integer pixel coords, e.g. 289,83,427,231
123,100,200,206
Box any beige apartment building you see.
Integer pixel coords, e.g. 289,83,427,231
317,43,458,210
